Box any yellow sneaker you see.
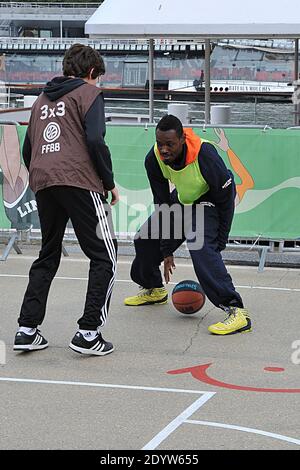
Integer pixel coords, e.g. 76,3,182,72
124,287,168,306
208,307,252,335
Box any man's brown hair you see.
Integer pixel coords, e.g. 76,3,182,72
63,43,105,79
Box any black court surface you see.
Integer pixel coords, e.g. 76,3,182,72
0,249,300,450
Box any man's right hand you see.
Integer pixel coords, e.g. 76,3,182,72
164,255,176,284
107,187,119,206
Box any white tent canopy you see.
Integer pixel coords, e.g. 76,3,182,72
85,0,300,123
86,0,300,38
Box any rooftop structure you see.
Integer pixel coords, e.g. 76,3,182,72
0,2,100,37
0,1,297,111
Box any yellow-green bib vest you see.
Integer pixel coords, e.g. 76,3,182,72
154,138,210,205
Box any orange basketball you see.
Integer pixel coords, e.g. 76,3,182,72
172,280,206,314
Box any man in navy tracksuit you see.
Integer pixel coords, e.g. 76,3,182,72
125,114,251,335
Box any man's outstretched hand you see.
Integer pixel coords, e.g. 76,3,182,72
164,255,176,284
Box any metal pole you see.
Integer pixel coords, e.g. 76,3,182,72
60,19,63,41
254,97,257,125
294,38,299,126
148,38,154,123
204,39,211,124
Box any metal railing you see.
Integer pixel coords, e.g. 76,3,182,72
0,37,193,47
219,38,296,51
0,37,148,46
2,227,299,271
103,97,296,128
0,2,100,10
0,89,297,128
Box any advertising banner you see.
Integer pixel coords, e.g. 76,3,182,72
1,124,300,241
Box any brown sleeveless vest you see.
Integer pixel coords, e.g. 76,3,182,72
27,83,104,194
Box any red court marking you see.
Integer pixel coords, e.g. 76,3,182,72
264,367,285,373
167,363,300,393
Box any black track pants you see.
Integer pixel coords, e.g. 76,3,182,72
18,186,117,330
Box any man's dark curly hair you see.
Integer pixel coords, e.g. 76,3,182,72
63,43,105,79
156,114,184,138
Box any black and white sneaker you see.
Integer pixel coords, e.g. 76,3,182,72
69,331,114,356
13,329,49,351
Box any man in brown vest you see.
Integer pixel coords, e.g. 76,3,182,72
13,44,119,356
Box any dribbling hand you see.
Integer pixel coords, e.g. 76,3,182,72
164,255,176,284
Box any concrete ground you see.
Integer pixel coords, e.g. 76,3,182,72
0,247,300,450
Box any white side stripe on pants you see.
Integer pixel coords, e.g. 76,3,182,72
95,193,117,323
91,191,116,326
90,192,117,327
90,191,116,325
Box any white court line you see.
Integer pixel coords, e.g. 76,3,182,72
3,254,300,272
236,285,300,292
142,393,215,450
186,420,300,447
0,376,211,395
1,376,298,448
0,376,215,450
1,273,300,293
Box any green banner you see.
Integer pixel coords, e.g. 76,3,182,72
1,124,300,240
106,126,300,240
